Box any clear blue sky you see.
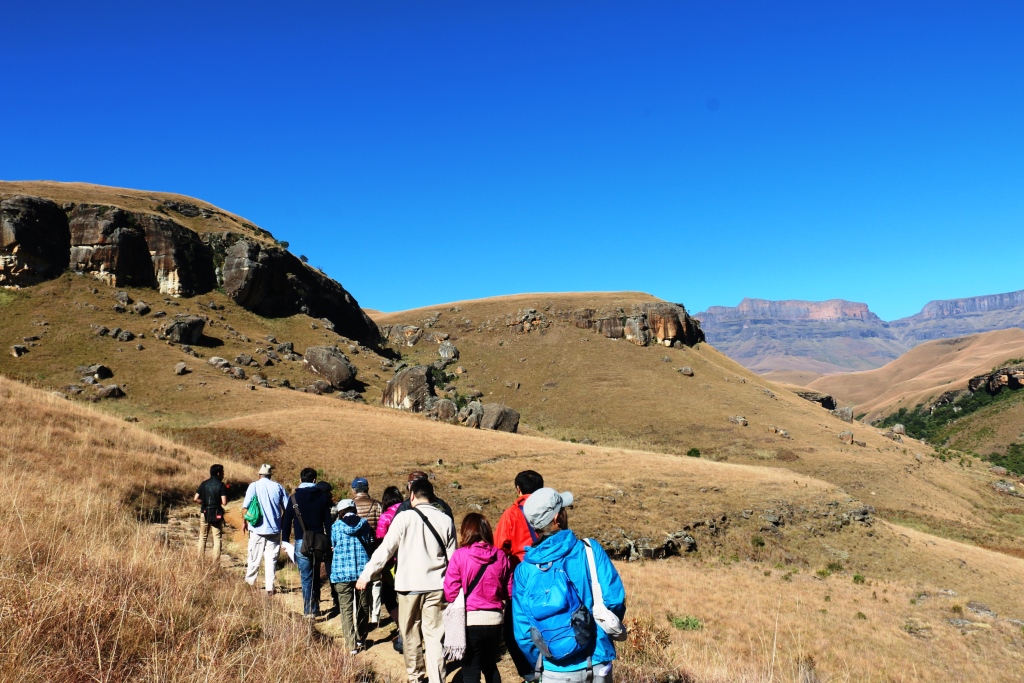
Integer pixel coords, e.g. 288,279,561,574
4,2,1023,320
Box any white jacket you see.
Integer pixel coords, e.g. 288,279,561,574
358,503,457,592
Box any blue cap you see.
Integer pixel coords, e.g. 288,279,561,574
351,477,369,490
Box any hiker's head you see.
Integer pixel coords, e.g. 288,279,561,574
514,470,544,496
406,470,429,492
335,499,356,516
381,486,404,509
351,476,369,494
315,481,333,498
257,463,273,478
409,478,434,504
459,512,494,547
299,467,317,484
210,463,224,479
523,488,574,539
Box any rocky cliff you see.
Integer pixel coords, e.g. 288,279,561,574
0,184,381,347
889,289,1024,344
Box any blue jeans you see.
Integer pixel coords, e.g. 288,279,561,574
294,538,322,615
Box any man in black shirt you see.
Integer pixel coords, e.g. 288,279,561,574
195,464,228,560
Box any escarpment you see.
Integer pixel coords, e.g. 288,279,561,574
0,187,380,347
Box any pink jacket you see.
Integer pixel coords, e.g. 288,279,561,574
377,503,402,540
443,542,513,612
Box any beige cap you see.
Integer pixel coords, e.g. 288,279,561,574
258,463,273,476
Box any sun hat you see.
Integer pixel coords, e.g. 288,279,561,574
258,463,273,476
335,498,356,514
522,488,574,530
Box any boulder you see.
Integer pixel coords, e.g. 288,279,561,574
114,291,133,305
892,424,906,435
795,391,838,411
831,406,854,423
96,384,125,399
116,330,135,342
677,366,694,376
228,366,247,380
132,301,151,316
276,342,294,354
838,431,854,445
10,345,28,357
173,362,189,375
235,353,254,366
208,357,231,370
459,400,485,428
481,404,520,433
336,390,365,403
222,239,381,347
427,398,459,423
78,364,113,380
383,365,436,412
0,196,70,286
729,415,748,426
379,324,424,347
303,346,357,390
166,316,206,344
438,340,459,363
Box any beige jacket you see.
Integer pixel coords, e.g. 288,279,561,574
358,503,457,592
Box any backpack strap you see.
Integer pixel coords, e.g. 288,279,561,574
465,556,495,599
412,506,450,567
290,494,309,537
582,539,605,608
519,505,539,544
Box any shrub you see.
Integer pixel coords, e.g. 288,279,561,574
826,561,844,572
853,573,866,584
855,612,867,620
686,448,701,458
668,614,703,631
751,535,766,549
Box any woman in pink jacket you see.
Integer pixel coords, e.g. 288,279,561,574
443,513,513,683
376,486,405,653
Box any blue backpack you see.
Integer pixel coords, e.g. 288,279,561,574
521,559,595,664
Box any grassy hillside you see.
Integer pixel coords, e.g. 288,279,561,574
807,328,1024,421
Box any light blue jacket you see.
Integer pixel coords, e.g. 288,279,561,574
241,477,288,535
512,530,626,672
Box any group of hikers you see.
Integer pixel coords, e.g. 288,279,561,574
195,465,626,683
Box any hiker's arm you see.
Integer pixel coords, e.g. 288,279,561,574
193,492,201,504
442,554,462,603
281,500,293,543
511,569,540,665
493,508,512,553
592,540,626,617
240,484,253,511
220,495,227,506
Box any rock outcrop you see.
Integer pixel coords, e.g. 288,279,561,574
795,391,838,411
303,346,357,390
165,316,206,345
967,366,1024,395
383,365,436,412
480,404,520,433
0,196,70,285
569,302,705,347
223,239,380,345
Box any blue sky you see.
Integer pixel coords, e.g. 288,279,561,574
4,1,1023,320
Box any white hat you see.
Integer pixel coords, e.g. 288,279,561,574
522,488,574,530
335,499,356,514
258,463,273,476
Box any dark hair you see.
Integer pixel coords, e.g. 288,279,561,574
381,485,404,509
409,478,434,501
210,464,224,479
515,470,544,495
299,467,317,483
459,512,494,547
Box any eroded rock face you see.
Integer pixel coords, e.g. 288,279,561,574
0,196,70,285
223,239,380,346
304,346,357,390
481,403,520,433
379,324,424,347
569,302,704,347
426,398,459,423
795,391,838,411
69,204,216,295
383,365,435,412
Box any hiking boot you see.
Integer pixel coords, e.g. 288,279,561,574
392,636,404,654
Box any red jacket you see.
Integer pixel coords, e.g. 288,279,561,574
494,494,538,561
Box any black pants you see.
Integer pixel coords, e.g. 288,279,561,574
461,624,503,683
503,603,534,676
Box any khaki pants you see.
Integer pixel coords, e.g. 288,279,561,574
198,519,223,559
397,591,446,683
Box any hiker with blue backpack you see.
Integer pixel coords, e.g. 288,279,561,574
512,489,627,683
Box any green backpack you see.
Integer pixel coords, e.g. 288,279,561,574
244,495,262,526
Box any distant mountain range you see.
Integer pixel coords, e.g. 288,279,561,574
694,290,1024,375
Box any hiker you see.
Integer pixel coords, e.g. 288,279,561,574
396,470,454,518
443,513,513,683
195,463,228,560
241,463,289,595
331,498,377,653
357,478,456,683
351,476,383,626
316,480,341,613
376,485,406,653
512,489,626,683
281,468,333,616
493,470,545,679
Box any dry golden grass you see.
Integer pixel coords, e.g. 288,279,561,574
0,376,368,683
809,328,1024,421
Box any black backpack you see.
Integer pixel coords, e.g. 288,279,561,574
199,479,224,524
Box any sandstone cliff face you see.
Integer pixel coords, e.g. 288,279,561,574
569,302,705,347
890,289,1024,344
0,190,381,348
698,298,881,324
0,196,70,286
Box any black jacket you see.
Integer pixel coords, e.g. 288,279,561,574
197,477,227,516
281,485,332,543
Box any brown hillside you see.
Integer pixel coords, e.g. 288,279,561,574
808,328,1024,421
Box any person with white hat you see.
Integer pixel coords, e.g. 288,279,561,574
512,488,626,683
240,463,288,595
331,497,377,653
